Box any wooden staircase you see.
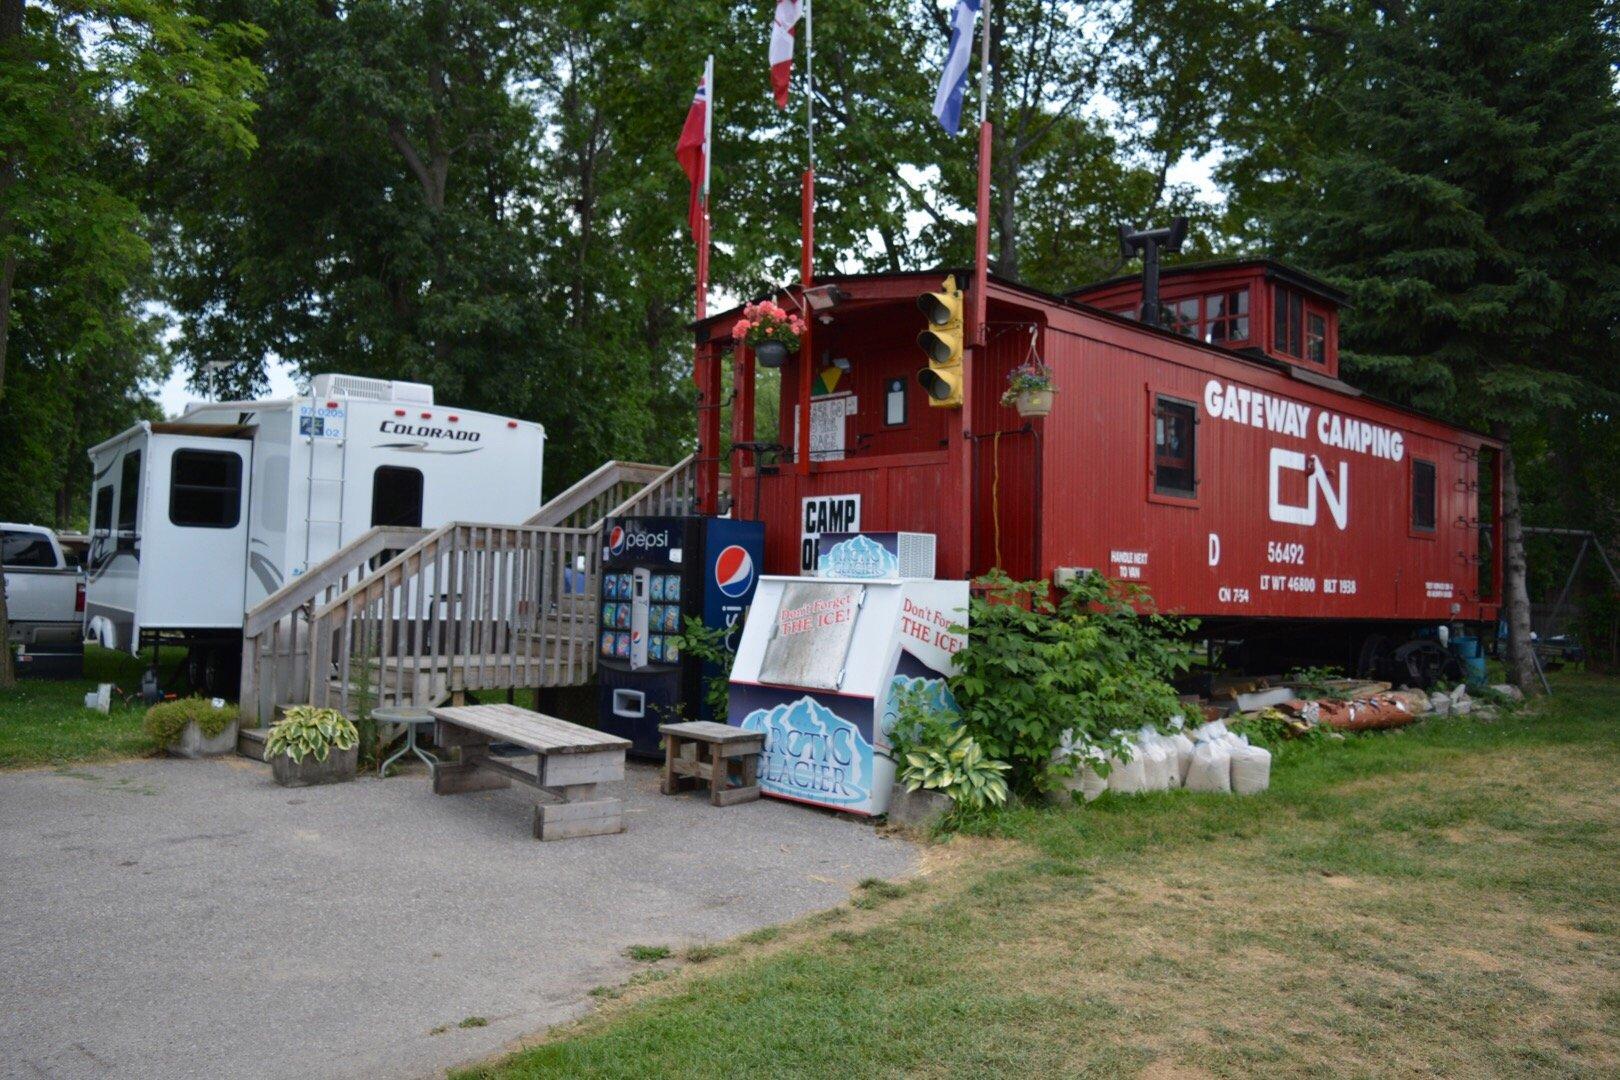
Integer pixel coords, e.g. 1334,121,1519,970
239,456,701,725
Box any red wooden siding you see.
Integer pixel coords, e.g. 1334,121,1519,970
1036,301,1496,623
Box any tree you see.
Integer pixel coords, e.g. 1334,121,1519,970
0,0,261,685
1276,0,1620,692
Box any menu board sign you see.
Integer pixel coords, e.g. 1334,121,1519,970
758,581,865,691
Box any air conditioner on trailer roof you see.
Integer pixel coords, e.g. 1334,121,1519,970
310,373,434,406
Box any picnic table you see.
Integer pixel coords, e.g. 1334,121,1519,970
429,704,631,840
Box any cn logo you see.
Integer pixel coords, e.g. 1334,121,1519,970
607,525,626,557
714,545,756,599
1269,449,1348,530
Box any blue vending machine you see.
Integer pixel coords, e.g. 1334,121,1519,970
597,516,765,757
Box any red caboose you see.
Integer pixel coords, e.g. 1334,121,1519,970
690,258,1501,680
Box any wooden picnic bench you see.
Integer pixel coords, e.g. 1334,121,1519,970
429,704,631,840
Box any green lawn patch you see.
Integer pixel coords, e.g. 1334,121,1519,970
0,646,184,768
459,673,1620,1079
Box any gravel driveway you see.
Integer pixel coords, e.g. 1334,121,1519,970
0,756,914,1079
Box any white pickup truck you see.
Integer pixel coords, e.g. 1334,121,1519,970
3,523,86,678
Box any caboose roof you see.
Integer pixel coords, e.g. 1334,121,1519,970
1063,257,1350,308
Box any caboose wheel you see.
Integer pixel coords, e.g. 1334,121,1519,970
1356,633,1393,679
1392,639,1464,689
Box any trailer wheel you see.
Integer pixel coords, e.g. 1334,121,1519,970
184,643,241,699
1392,639,1464,690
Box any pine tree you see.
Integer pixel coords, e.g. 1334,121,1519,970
1279,0,1620,692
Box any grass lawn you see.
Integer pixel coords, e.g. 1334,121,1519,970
462,673,1620,1078
0,646,185,768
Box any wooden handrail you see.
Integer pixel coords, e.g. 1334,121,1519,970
527,460,670,528
603,454,697,520
243,526,428,638
309,521,596,624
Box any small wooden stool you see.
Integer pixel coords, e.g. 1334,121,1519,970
658,721,765,806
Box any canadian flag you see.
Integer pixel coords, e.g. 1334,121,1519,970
770,0,804,109
674,67,710,238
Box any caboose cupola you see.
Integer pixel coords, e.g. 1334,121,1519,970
1066,258,1348,379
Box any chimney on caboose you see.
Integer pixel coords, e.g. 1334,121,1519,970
1117,217,1189,328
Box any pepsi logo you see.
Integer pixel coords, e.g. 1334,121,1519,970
607,525,626,556
714,545,756,599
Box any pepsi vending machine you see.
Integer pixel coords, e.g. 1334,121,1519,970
597,516,765,757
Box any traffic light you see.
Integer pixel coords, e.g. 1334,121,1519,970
916,274,964,408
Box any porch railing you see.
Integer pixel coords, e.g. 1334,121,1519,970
242,454,702,721
238,525,428,724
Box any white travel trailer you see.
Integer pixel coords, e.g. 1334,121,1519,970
85,374,544,690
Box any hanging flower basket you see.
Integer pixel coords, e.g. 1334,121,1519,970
1001,358,1057,418
1011,388,1055,418
733,300,804,369
754,340,789,368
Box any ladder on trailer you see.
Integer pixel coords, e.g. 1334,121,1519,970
302,408,350,572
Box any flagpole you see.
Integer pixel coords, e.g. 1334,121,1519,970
697,54,713,324
801,0,814,287
797,0,815,476
972,0,991,348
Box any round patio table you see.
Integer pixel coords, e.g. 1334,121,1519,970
372,707,439,777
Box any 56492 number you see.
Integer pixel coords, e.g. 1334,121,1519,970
1266,541,1306,565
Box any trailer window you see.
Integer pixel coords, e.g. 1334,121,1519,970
371,466,424,528
169,449,243,528
1153,397,1198,498
93,486,114,532
2,530,56,569
1412,458,1437,532
1205,289,1249,344
118,450,142,531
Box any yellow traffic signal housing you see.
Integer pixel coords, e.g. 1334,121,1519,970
916,274,964,408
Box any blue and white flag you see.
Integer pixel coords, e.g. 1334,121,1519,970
931,0,981,135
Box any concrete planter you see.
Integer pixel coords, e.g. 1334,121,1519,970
886,784,953,829
166,720,240,759
270,745,358,788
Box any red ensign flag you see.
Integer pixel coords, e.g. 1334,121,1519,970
674,73,709,238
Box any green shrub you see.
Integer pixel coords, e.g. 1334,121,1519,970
143,697,239,743
264,705,358,764
949,570,1194,795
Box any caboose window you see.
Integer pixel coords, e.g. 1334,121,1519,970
1273,284,1304,357
1164,297,1200,338
1306,312,1327,364
1206,289,1249,343
1412,459,1437,532
1153,396,1198,498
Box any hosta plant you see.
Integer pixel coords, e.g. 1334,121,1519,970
264,706,358,764
899,726,1010,810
